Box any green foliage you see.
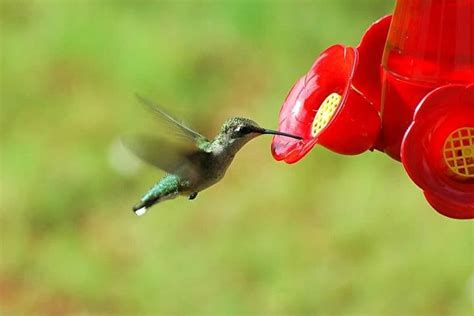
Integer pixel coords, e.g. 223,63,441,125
1,1,472,315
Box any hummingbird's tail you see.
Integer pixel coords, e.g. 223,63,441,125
132,200,154,216
132,192,174,215
132,175,181,216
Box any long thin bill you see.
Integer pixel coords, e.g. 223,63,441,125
260,128,302,140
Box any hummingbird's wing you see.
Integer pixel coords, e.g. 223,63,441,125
121,134,209,179
135,94,210,147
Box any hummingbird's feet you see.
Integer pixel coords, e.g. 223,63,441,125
189,192,198,200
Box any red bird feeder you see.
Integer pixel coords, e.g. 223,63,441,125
272,0,474,219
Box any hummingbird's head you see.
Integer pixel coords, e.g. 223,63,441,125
218,117,302,151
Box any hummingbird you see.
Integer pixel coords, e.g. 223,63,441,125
122,95,302,216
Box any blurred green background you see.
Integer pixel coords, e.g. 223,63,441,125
1,0,472,315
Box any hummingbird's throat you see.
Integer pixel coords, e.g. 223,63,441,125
311,93,342,137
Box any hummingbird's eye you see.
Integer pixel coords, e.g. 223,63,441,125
236,126,251,135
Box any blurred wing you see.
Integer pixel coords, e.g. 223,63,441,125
135,94,209,144
121,134,208,176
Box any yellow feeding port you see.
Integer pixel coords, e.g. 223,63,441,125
311,93,342,137
444,127,474,179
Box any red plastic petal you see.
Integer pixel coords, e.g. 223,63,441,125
424,190,474,220
353,15,392,112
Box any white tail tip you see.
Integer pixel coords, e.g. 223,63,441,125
134,207,148,216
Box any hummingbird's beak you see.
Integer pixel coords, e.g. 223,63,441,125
254,127,302,140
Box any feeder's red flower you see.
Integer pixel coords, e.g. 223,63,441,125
272,16,392,163
401,84,474,219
